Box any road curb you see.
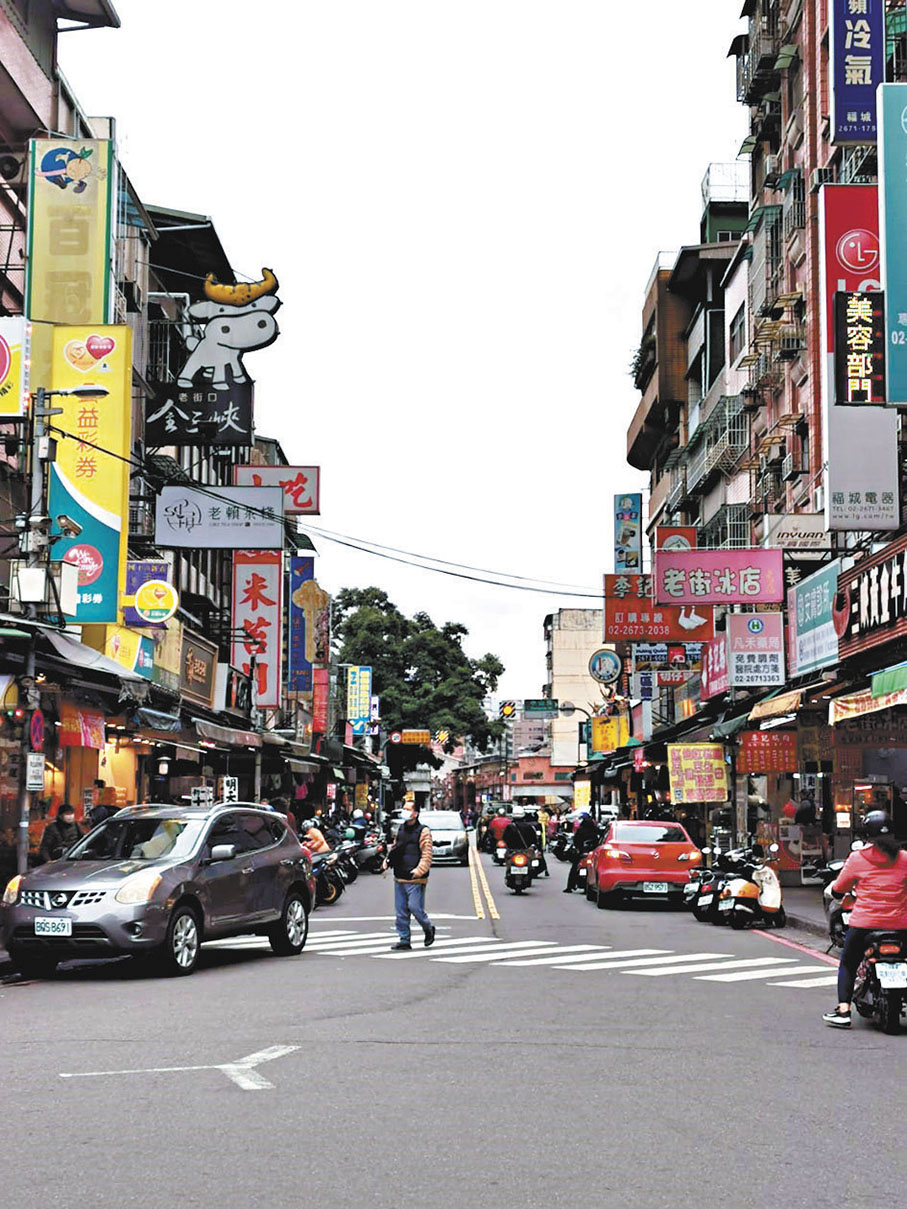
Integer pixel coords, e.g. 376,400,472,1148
786,912,828,939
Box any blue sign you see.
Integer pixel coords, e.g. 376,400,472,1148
287,556,314,692
878,84,907,404
830,0,885,144
614,492,642,572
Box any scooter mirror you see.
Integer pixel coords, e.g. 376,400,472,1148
769,843,779,854
701,847,712,855
851,839,866,851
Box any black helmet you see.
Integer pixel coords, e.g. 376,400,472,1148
863,810,893,838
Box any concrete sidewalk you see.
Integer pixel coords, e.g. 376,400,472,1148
783,885,828,938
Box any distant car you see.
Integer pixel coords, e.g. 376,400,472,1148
0,804,315,978
588,820,701,908
420,810,470,865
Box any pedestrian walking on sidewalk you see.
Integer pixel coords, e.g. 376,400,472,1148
386,801,435,950
38,803,82,864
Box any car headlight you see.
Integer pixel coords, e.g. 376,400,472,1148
2,874,22,905
115,870,162,905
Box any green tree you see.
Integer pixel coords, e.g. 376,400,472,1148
333,588,506,752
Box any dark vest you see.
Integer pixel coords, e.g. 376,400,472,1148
391,821,428,880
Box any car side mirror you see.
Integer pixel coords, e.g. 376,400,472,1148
209,843,236,862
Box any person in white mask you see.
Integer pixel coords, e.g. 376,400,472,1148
385,801,435,950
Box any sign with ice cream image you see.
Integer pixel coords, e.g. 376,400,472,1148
288,557,331,693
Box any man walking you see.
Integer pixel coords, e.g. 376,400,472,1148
387,801,435,950
38,803,82,864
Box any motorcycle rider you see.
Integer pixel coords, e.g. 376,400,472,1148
301,818,331,855
487,807,510,849
502,805,549,876
564,812,600,893
823,811,907,1029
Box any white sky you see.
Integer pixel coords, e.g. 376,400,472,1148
59,1,747,700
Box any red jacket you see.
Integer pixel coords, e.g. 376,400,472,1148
832,845,907,929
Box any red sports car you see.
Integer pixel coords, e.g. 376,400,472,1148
588,820,701,909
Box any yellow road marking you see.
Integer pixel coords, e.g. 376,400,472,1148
472,845,501,921
467,842,486,919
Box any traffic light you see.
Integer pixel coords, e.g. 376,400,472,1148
498,701,517,720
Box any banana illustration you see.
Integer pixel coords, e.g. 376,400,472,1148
203,267,278,306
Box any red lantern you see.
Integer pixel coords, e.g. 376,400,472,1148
782,800,797,819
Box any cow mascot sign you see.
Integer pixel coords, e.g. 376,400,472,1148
146,268,281,446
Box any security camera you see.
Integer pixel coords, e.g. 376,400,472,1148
56,514,83,538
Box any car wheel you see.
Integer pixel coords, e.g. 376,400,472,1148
460,853,469,866
585,879,596,902
596,885,618,910
10,951,58,980
269,891,309,956
160,904,201,976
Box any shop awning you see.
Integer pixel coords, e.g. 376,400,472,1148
287,758,322,774
136,707,181,733
195,719,262,748
711,713,752,739
45,630,145,682
872,662,907,699
260,731,288,746
830,687,907,725
748,689,803,721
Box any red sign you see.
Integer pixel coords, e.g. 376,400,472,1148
654,550,785,605
833,531,907,660
231,550,283,709
737,730,798,773
30,708,45,752
820,185,880,357
655,526,698,551
603,574,714,642
313,667,330,734
60,702,105,749
700,634,729,701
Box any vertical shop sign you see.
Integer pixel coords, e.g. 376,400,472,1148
231,550,283,709
834,291,886,403
48,324,132,622
614,492,642,571
879,83,907,403
726,612,785,687
26,139,115,324
313,667,330,734
287,556,330,693
830,0,885,144
0,318,33,416
700,634,729,700
667,743,728,804
787,560,841,676
346,666,373,732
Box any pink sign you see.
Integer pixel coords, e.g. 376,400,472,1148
700,635,729,701
654,549,785,605
231,550,283,708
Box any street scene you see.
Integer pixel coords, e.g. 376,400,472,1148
4,1,907,1207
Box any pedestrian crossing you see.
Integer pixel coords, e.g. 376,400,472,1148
205,926,838,990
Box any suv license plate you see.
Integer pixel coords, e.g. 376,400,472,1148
643,882,668,894
34,917,72,936
877,962,907,989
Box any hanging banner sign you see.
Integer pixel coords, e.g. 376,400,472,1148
180,630,218,708
234,465,321,514
603,574,714,642
667,743,728,804
288,556,330,692
726,612,785,687
60,701,106,749
763,514,832,552
614,492,643,571
829,0,885,144
346,666,373,724
834,290,886,404
155,486,284,549
654,549,785,605
48,324,132,623
26,138,114,324
880,83,907,404
737,730,798,774
231,550,283,709
313,667,330,734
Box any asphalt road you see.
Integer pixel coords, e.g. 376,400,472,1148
2,849,905,1209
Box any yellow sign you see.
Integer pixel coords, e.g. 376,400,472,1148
132,580,179,624
667,743,728,805
574,780,592,809
146,620,182,694
48,324,133,623
591,715,629,754
83,624,155,679
26,138,114,324
401,729,432,745
355,783,368,809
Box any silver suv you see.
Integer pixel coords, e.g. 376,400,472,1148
0,804,314,978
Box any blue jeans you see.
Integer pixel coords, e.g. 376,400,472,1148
395,881,432,943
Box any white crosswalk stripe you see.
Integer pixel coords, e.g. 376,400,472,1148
204,924,837,991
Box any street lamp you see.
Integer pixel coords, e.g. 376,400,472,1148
14,385,109,875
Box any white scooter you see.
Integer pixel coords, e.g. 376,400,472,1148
718,844,786,929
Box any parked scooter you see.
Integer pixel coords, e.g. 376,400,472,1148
551,832,577,863
311,851,345,906
718,844,786,929
683,846,712,910
691,847,750,923
802,845,860,950
353,830,389,875
853,931,907,1034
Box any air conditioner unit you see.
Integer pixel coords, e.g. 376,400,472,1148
810,167,836,193
781,452,804,481
764,155,781,187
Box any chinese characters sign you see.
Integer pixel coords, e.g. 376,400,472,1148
700,634,729,701
123,561,171,628
288,556,330,693
787,560,840,676
737,730,797,774
0,318,33,416
234,465,321,514
180,629,217,708
48,325,132,623
60,701,106,749
726,612,785,687
231,550,283,709
313,667,330,734
614,492,642,571
880,84,907,405
590,716,628,754
146,383,253,446
155,486,284,549
603,574,714,642
26,139,114,324
654,549,784,605
834,532,907,659
830,0,885,144
667,743,728,804
346,666,373,730
834,291,885,403
631,643,702,672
